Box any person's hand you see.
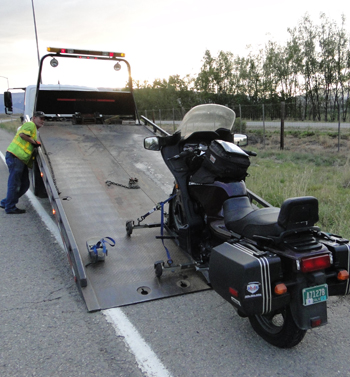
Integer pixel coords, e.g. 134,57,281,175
33,141,41,148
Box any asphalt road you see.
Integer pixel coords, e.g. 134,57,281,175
1,127,350,377
0,132,144,377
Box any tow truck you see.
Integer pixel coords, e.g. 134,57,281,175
3,48,209,311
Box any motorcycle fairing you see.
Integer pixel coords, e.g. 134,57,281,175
177,104,236,138
161,129,236,258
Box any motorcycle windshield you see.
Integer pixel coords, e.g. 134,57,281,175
177,104,236,138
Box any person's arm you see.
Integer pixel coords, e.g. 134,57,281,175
19,133,40,146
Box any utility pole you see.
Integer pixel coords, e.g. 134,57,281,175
31,0,41,66
0,76,9,89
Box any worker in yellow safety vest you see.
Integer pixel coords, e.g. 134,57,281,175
1,111,45,214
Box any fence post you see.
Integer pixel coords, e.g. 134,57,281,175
239,104,242,133
280,102,285,150
173,108,175,132
159,109,162,126
338,103,340,152
262,104,265,148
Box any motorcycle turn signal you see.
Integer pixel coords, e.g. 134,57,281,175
274,283,288,295
337,270,349,281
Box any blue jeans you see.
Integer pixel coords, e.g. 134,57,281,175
1,152,30,213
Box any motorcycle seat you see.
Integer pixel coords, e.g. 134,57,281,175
223,196,318,239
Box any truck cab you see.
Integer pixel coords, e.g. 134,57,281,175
4,47,139,125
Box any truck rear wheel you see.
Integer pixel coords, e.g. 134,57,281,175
248,305,306,348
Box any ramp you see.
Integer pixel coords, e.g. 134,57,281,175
39,123,210,311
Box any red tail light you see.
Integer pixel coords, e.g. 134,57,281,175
310,317,322,328
301,254,331,273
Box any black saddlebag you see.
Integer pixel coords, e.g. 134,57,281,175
202,140,250,181
319,235,350,296
209,242,289,316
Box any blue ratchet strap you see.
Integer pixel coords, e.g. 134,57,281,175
159,195,176,266
91,237,116,257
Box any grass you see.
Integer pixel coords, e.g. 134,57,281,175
157,124,350,238
0,118,21,134
246,130,350,239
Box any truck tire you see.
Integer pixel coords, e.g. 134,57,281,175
248,305,306,348
31,159,48,198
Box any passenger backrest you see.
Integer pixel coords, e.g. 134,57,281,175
278,196,319,230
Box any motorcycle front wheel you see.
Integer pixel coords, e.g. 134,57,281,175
248,305,306,348
168,187,186,231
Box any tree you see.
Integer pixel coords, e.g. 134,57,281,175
133,13,350,123
295,14,322,120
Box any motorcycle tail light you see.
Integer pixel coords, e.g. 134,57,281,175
300,254,331,273
310,317,322,328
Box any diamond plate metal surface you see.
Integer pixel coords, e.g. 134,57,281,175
40,123,210,311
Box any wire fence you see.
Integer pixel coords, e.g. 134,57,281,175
139,102,350,151
140,101,350,125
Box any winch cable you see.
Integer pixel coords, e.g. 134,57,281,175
87,124,172,208
87,125,176,263
105,178,140,189
87,124,143,190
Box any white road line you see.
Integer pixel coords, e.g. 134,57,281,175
26,189,65,249
104,309,172,377
0,149,173,377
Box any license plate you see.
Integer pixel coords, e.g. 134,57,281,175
302,284,328,306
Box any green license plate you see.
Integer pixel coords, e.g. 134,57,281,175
302,284,328,306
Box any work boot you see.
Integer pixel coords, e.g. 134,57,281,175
6,208,26,214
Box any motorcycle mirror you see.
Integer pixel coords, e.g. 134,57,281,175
144,136,161,151
234,134,248,147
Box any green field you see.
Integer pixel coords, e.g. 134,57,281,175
246,130,350,239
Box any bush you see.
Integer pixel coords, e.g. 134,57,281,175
233,117,246,133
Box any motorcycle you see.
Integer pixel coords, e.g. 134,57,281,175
127,104,350,348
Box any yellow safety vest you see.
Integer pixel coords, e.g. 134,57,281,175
7,121,37,167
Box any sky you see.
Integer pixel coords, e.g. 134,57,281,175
0,0,348,92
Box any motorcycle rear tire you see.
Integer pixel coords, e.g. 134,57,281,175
248,305,306,348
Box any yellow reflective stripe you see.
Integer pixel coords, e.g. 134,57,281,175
12,137,32,154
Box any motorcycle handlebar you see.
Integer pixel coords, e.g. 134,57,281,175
168,149,195,160
169,148,257,160
243,149,257,157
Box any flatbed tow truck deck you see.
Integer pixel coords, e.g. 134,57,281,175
2,47,209,311
39,121,209,311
